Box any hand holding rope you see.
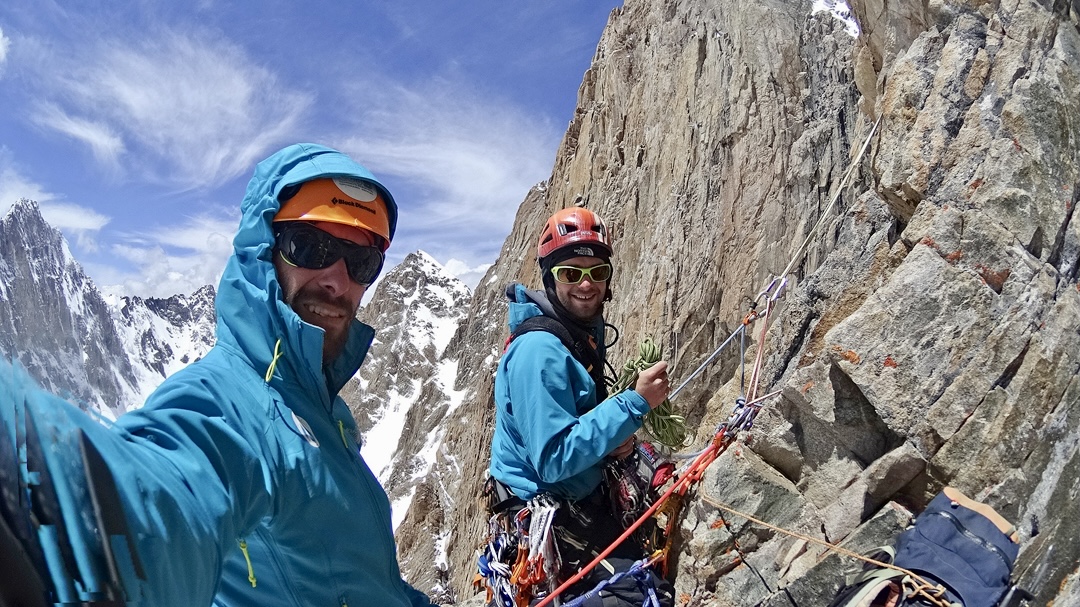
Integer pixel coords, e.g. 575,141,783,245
612,338,688,448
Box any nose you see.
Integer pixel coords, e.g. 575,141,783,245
317,258,353,296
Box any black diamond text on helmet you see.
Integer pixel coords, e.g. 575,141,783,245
330,197,377,215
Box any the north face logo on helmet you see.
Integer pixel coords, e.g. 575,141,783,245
573,246,595,257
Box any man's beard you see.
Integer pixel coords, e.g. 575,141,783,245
287,289,357,362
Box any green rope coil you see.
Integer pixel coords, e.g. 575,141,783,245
612,338,688,448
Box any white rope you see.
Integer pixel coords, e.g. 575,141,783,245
670,118,881,399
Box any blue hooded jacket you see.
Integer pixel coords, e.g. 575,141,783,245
1,144,435,607
489,284,651,501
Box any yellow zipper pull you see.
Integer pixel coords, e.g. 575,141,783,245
238,538,257,587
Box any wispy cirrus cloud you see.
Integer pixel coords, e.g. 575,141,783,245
335,78,560,271
94,213,237,298
0,25,10,75
30,103,125,172
30,29,312,190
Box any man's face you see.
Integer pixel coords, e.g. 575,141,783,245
274,220,374,362
552,255,609,322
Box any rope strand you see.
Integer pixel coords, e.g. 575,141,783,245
697,494,954,607
612,338,688,448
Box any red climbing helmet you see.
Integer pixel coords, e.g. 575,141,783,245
536,208,612,262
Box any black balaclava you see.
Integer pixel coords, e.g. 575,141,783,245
538,245,614,401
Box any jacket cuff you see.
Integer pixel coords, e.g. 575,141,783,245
626,390,651,418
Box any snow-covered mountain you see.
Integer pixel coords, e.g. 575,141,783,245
345,251,473,528
0,199,216,417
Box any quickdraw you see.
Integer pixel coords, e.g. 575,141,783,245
477,495,563,607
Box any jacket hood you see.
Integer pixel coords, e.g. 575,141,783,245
506,283,555,332
214,143,393,398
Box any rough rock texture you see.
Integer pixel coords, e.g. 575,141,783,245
0,200,216,415
346,251,471,605
395,0,1079,604
0,199,140,413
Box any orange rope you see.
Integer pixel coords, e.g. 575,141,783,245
533,438,728,607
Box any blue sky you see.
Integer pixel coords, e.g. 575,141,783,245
0,1,620,297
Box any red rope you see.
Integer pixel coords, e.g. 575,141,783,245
533,437,728,607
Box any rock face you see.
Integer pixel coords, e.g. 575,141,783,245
393,0,1079,604
0,200,216,415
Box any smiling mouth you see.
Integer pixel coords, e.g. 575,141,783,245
304,303,347,320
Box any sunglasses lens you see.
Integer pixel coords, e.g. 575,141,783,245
280,226,336,270
589,265,611,282
276,224,383,285
344,247,384,285
555,267,584,283
552,264,611,284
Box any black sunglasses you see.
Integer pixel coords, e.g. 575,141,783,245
274,223,385,285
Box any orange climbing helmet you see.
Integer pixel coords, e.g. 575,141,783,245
275,177,393,251
536,208,612,263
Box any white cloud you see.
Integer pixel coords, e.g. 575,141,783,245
335,78,558,273
442,257,490,290
38,202,112,252
37,202,111,232
1,148,113,249
0,150,54,210
33,29,312,190
96,214,236,298
0,26,10,73
30,103,125,172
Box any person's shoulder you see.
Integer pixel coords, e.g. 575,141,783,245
145,346,265,405
505,327,572,365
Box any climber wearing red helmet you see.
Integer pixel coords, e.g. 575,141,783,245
479,207,675,607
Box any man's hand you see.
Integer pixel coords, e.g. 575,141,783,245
634,361,669,409
608,435,636,460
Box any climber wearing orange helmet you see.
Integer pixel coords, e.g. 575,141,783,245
0,144,436,607
481,208,674,606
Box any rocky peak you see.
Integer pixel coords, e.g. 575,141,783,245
0,198,138,414
131,284,217,328
338,250,472,605
0,203,216,414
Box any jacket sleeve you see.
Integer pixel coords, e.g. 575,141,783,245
503,332,650,485
5,359,274,607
